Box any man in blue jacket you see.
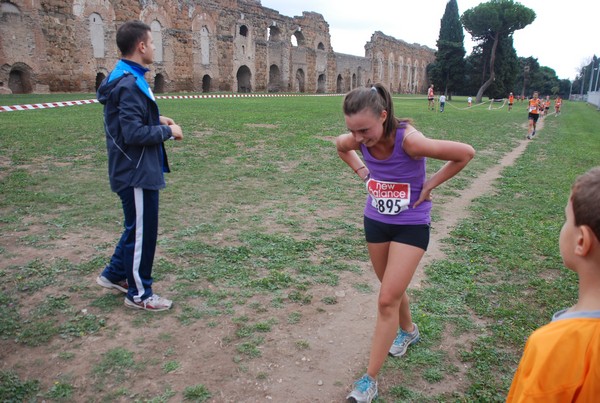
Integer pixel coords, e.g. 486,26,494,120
95,20,183,311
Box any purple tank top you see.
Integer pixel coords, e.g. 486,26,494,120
360,123,432,225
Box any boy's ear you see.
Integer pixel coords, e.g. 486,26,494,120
575,225,595,257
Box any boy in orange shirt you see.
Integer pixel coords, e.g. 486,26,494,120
507,166,600,402
554,96,562,116
544,95,551,117
526,91,541,139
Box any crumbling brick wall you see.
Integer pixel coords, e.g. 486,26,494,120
0,0,434,95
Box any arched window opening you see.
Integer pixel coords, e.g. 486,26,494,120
154,73,165,93
237,65,252,93
95,72,106,91
317,74,326,94
202,75,211,93
317,42,325,51
413,60,419,93
296,69,305,93
89,13,104,58
336,74,343,93
406,58,412,93
8,68,32,94
376,53,384,82
268,25,281,42
398,57,404,89
388,54,395,90
357,67,363,88
268,64,282,92
292,30,305,47
239,25,248,37
201,26,210,65
150,20,163,62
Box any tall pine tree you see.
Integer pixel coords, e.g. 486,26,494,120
461,0,535,103
429,0,466,99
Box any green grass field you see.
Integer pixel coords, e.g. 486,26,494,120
0,92,598,401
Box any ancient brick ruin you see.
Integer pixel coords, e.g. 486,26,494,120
0,0,435,95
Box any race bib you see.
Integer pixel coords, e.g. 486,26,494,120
366,179,410,215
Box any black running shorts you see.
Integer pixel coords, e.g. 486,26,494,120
364,216,430,250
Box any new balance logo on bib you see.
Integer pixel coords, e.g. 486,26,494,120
366,178,410,215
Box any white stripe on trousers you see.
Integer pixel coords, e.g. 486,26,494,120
132,187,146,302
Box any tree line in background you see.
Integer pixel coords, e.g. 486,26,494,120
428,0,594,101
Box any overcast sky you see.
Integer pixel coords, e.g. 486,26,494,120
261,0,596,81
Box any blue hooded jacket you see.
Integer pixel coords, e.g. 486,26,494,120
97,59,172,193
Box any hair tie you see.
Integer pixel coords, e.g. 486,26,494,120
371,86,377,92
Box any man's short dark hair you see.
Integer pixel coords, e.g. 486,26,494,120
116,20,151,57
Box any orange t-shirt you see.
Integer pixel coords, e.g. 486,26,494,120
507,313,600,402
528,98,540,114
509,95,514,104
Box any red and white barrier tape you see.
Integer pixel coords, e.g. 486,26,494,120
0,99,99,112
0,93,342,112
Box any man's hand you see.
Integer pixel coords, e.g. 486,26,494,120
169,124,183,140
160,116,183,140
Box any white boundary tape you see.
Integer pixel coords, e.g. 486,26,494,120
0,98,99,112
488,99,507,110
1,93,523,113
0,92,343,113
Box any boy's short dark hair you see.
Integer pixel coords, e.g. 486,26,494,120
572,167,600,240
116,20,151,57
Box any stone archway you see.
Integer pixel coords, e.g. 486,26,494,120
336,74,343,93
268,25,281,42
237,65,252,93
295,69,305,93
95,72,106,91
202,75,211,92
292,30,305,47
317,74,326,94
268,64,281,92
8,65,33,94
154,73,165,93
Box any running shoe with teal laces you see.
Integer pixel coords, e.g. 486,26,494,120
389,323,420,357
346,373,378,403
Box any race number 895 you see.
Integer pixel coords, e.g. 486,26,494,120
377,199,403,214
